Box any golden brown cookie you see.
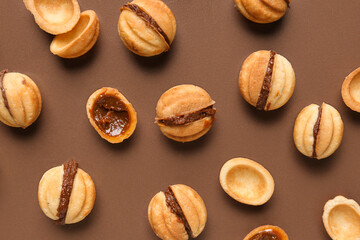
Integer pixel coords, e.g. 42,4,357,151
38,159,96,224
0,70,41,128
148,184,207,240
155,84,216,143
341,67,360,112
293,102,343,160
86,87,137,144
23,0,81,35
239,50,295,111
322,196,360,240
243,225,289,240
219,158,275,206
235,0,290,24
118,0,176,57
50,10,100,58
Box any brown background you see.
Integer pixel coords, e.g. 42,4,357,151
1,0,360,239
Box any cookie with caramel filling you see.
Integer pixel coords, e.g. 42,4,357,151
38,159,96,225
293,102,343,160
86,87,137,144
0,70,42,128
235,0,291,24
155,84,216,142
243,225,289,240
148,184,207,240
118,0,176,57
239,50,295,111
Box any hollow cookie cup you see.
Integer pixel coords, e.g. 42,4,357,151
220,158,275,206
0,70,41,128
341,67,360,112
23,0,81,35
293,102,343,160
239,50,295,111
86,87,137,144
148,184,207,240
50,10,100,58
155,84,216,142
38,159,96,224
235,0,291,24
322,196,360,240
118,0,176,57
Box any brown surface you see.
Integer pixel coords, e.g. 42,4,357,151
0,0,360,239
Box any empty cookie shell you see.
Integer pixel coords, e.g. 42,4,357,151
38,159,96,224
86,87,137,144
118,0,176,57
0,70,42,128
235,0,290,24
293,102,344,160
243,225,289,240
342,67,360,112
155,84,216,143
50,10,100,58
322,196,360,240
23,0,81,35
239,50,295,111
219,158,275,206
148,184,207,240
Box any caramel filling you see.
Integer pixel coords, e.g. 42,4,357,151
91,94,130,137
164,187,193,238
249,229,281,240
256,51,276,110
56,159,78,225
121,3,170,46
0,69,12,116
156,106,216,126
312,105,322,158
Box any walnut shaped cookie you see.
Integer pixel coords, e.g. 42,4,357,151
38,159,96,224
235,0,291,24
239,50,295,111
118,0,176,57
148,184,207,240
155,84,216,142
0,70,41,128
293,102,343,160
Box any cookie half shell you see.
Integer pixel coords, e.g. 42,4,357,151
148,184,207,240
239,50,295,111
342,67,360,112
322,196,360,240
220,158,275,206
118,0,176,57
235,0,290,24
86,87,137,144
0,70,42,128
23,0,81,35
155,84,216,142
50,10,100,58
293,102,343,160
38,160,96,224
